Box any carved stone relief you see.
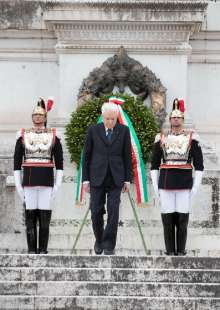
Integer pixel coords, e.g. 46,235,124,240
78,46,166,126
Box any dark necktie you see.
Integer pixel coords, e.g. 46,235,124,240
106,128,112,141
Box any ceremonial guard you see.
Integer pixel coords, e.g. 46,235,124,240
14,98,63,254
151,98,204,255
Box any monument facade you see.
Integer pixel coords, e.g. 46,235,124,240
0,0,219,255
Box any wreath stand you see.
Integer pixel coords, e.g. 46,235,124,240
71,189,148,255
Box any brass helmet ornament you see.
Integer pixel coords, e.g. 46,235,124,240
170,98,185,118
32,97,54,116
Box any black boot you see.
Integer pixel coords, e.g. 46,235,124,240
161,213,176,255
176,213,189,256
38,210,52,254
25,210,38,254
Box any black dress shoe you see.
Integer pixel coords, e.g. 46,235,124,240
104,249,115,255
177,251,187,256
165,252,175,256
28,251,37,254
94,242,103,255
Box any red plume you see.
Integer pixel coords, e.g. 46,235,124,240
47,97,54,112
178,99,185,112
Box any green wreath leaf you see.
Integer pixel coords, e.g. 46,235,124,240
65,94,159,167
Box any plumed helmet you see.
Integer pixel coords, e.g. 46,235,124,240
32,98,46,116
32,97,54,116
170,98,185,118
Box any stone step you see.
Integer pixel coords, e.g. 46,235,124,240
0,255,219,309
1,231,220,257
0,281,219,297
0,296,220,310
0,267,219,283
0,255,220,269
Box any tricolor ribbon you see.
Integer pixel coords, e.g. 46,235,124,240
75,97,148,206
75,153,84,207
109,97,148,206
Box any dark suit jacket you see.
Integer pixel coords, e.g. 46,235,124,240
82,122,132,187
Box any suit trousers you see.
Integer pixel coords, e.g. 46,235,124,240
90,169,122,250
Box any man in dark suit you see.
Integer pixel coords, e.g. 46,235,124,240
82,102,132,255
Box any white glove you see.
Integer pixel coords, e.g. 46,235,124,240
51,170,63,199
191,170,203,197
150,170,160,199
83,181,90,193
14,170,25,203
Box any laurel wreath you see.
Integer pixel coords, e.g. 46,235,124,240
65,94,159,167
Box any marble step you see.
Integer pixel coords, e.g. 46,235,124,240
0,267,219,283
0,255,219,309
0,281,219,297
0,296,219,310
1,231,220,256
0,255,220,269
